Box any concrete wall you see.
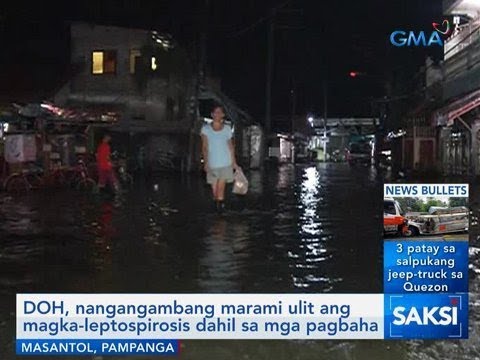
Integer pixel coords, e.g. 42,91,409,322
443,37,480,100
58,23,192,134
442,0,480,100
70,23,148,95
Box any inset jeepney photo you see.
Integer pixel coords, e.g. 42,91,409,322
383,184,469,241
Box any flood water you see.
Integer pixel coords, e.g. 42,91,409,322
0,163,479,359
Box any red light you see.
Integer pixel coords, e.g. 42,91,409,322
349,71,358,78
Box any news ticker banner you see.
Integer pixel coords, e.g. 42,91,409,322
384,241,468,293
16,292,468,355
383,183,469,295
383,183,469,198
383,182,469,339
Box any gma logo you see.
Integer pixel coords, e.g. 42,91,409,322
392,306,458,326
390,31,443,47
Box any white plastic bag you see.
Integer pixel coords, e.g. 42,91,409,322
232,167,248,195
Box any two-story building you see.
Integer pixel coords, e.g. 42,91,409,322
55,22,258,172
431,0,480,176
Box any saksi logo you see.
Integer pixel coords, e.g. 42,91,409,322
390,19,450,47
393,306,458,326
386,294,466,339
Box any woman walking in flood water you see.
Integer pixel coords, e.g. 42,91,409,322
201,104,238,212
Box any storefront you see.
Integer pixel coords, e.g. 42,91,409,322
433,88,480,176
438,126,471,175
401,125,436,172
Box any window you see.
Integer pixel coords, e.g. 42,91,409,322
92,50,116,74
396,202,404,216
384,201,396,215
92,52,103,74
129,49,141,74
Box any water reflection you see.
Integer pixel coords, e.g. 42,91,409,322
91,200,115,272
198,217,251,292
0,165,479,359
291,166,331,290
299,166,321,237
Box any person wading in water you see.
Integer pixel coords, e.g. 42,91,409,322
201,105,238,213
96,134,119,193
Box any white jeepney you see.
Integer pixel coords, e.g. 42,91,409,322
405,206,468,236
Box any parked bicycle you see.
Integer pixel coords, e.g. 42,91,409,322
155,151,177,171
41,161,69,188
3,164,44,193
112,151,133,187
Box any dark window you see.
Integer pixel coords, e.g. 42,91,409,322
129,49,141,74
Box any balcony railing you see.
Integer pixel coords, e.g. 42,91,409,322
443,23,480,100
445,20,480,60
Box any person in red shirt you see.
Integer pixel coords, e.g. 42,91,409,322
96,134,119,191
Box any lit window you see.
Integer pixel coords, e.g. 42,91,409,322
151,57,157,71
130,49,141,74
92,50,116,74
92,52,103,74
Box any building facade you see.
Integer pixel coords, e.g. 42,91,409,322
431,0,480,176
55,22,258,171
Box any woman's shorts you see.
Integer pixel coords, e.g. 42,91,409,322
207,166,234,184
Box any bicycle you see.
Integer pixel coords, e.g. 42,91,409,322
116,161,133,187
41,162,69,188
3,165,44,193
156,151,177,171
111,151,134,187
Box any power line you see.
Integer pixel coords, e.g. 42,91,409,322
226,0,293,38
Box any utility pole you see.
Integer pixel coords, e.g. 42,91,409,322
323,79,328,161
187,0,209,172
265,7,276,137
199,0,209,86
321,16,328,162
262,4,303,159
290,76,296,163
290,76,296,134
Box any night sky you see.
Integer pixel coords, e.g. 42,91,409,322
0,0,442,119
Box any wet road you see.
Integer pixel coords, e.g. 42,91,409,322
0,163,479,359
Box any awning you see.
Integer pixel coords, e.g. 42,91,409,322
433,88,480,126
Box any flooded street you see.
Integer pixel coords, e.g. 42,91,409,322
1,163,479,359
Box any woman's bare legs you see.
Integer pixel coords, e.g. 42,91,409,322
211,180,226,201
211,180,226,212
216,180,226,201
211,183,218,199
